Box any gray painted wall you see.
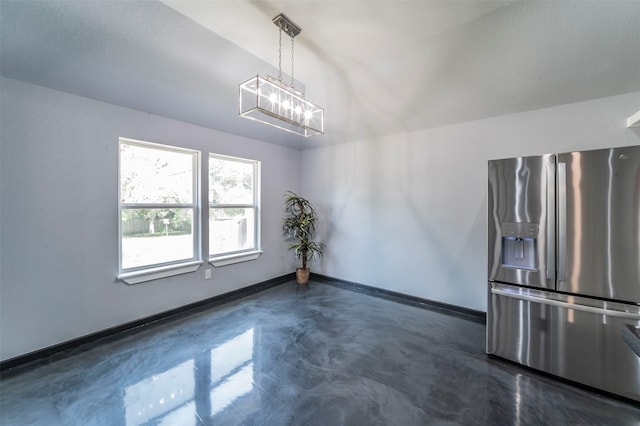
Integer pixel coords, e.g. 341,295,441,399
0,77,300,361
300,91,640,312
2,75,638,361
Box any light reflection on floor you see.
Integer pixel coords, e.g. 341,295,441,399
210,328,254,416
125,359,194,425
124,328,255,425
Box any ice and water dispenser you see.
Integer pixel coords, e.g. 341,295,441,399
501,222,538,270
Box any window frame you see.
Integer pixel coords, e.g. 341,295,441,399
118,138,202,284
208,153,262,267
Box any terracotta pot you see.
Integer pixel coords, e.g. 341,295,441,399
296,268,310,285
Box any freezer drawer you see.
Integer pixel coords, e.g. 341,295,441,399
487,282,640,402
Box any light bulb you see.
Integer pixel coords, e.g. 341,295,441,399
269,93,277,104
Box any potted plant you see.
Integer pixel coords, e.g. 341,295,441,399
283,191,325,284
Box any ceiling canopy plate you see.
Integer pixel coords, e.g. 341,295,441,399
272,13,301,38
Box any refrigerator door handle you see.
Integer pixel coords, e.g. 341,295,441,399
546,162,556,282
491,288,640,320
557,162,567,282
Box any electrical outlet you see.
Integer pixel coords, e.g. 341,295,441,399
205,268,212,280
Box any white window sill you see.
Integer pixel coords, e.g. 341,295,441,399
210,250,263,267
118,260,203,285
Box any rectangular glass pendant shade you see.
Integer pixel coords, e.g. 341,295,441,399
239,75,324,137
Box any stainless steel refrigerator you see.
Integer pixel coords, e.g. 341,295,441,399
487,145,640,402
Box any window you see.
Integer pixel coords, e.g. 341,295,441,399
119,138,201,283
209,154,261,265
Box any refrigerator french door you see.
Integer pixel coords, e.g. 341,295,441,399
487,146,640,402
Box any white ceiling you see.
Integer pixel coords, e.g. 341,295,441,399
1,1,639,149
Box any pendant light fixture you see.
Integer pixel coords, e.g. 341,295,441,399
239,13,324,137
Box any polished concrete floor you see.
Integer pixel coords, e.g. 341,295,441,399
1,281,639,425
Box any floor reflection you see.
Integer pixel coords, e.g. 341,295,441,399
125,359,194,425
123,327,256,425
209,328,255,417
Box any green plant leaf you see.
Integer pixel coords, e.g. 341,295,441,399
283,191,324,269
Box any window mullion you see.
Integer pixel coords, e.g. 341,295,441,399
209,204,255,209
122,203,195,209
